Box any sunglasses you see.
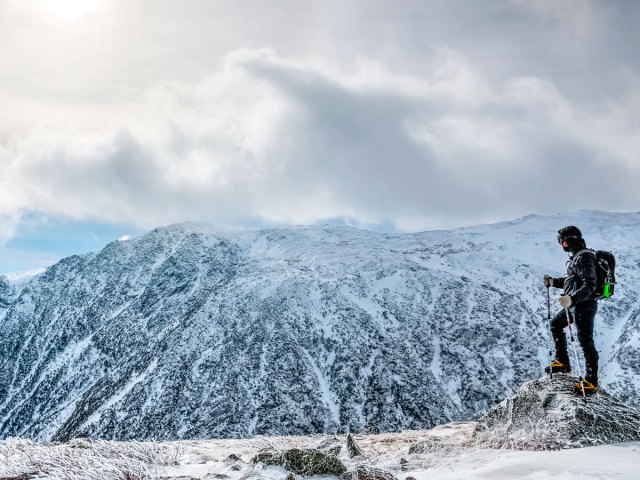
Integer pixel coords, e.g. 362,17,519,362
557,234,578,244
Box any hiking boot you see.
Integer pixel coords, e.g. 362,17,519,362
575,379,598,395
545,359,571,374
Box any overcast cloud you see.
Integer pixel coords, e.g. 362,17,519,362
1,0,639,247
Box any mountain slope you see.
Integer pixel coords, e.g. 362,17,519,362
0,211,638,440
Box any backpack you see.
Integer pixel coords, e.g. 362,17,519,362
595,250,616,299
573,249,616,299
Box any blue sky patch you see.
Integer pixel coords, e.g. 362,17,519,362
0,212,144,275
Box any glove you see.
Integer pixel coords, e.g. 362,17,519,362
543,275,554,288
559,295,572,308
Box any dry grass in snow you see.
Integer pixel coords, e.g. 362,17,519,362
0,423,638,480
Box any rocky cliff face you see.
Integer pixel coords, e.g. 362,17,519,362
0,276,12,310
0,211,638,441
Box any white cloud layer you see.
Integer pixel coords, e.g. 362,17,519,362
1,0,640,238
3,47,640,233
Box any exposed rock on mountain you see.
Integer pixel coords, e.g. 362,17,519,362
0,211,638,441
346,433,363,458
252,448,346,476
0,276,13,309
341,466,398,480
473,375,640,450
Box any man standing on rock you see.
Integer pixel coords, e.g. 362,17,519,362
543,226,599,394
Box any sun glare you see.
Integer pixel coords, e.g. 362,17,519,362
34,0,105,20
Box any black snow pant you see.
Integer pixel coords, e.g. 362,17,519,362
550,300,599,385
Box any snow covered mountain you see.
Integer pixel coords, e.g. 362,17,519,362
0,210,638,441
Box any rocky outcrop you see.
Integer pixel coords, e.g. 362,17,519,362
252,448,346,476
341,466,398,480
346,433,363,458
473,375,640,450
0,277,13,309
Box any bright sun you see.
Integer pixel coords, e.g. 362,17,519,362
34,0,105,20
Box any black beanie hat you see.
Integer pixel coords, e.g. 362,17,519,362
557,225,582,242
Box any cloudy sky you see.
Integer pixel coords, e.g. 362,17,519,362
1,0,639,273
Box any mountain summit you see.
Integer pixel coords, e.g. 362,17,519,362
0,211,638,441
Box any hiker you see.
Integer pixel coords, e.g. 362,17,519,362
543,226,599,394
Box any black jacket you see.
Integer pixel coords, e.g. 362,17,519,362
552,249,598,304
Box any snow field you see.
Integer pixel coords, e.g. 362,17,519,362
3,422,637,480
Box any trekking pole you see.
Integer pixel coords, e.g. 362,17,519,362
547,287,553,378
565,307,587,402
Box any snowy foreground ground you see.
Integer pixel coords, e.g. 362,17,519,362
1,423,638,480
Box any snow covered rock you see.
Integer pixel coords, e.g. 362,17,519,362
346,433,363,457
406,421,474,457
473,375,640,450
252,448,346,476
341,466,398,480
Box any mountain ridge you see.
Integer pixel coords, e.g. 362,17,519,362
0,211,638,441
